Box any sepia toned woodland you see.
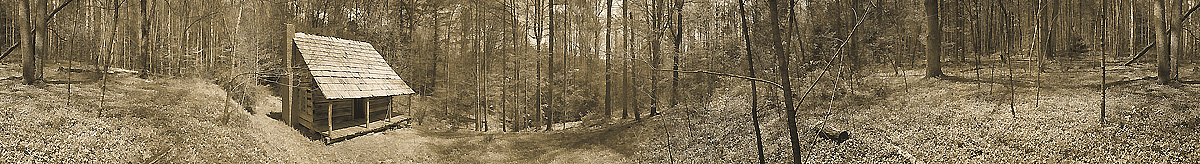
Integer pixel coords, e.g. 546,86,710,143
1,0,1199,163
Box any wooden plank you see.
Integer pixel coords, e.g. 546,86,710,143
326,115,410,141
298,116,317,131
300,104,356,123
369,105,389,113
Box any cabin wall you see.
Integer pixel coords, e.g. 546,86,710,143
297,93,394,132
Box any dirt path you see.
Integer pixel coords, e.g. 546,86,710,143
245,95,635,163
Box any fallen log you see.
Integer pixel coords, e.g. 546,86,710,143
1122,3,1200,66
0,43,17,61
0,76,20,81
59,66,138,75
810,121,850,143
1123,42,1155,66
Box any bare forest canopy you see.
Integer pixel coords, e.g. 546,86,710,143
4,0,1200,163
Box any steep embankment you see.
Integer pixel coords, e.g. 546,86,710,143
0,63,280,163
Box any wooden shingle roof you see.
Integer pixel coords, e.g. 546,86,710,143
294,33,415,99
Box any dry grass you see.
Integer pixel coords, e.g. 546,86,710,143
0,62,275,163
621,62,1199,163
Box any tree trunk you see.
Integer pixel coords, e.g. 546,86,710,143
140,0,151,77
737,0,764,163
1154,0,1170,84
811,121,850,143
604,0,613,123
547,0,556,131
1168,0,1180,83
33,0,48,82
626,0,640,121
649,0,663,117
1040,0,1058,73
765,0,801,163
953,0,966,63
670,0,683,111
924,0,943,78
19,0,34,84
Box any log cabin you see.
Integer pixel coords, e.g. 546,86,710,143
280,24,415,143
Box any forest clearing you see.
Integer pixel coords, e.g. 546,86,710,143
4,0,1200,163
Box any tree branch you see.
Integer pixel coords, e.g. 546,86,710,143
2,0,79,60
45,0,78,23
1,43,17,61
795,3,875,107
1183,2,1200,22
650,68,785,91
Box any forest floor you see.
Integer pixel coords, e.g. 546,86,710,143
0,61,638,163
622,59,1200,163
3,59,1199,163
0,62,277,163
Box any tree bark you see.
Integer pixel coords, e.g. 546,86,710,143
626,0,640,120
648,0,664,117
1154,0,1170,84
1168,0,1180,83
737,0,764,163
1040,0,1055,73
924,0,943,78
547,0,556,131
671,0,683,110
765,0,801,163
140,0,151,77
604,0,613,123
811,121,850,143
19,0,35,84
32,0,48,82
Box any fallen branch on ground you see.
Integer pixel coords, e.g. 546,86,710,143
1122,43,1155,66
59,66,139,74
890,144,924,164
1,43,16,61
810,121,849,143
651,68,784,91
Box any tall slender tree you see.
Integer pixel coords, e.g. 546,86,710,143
737,0,764,163
140,0,151,77
605,0,613,123
1154,0,1169,84
1166,0,1179,83
19,0,35,85
924,0,943,78
649,0,663,117
1039,0,1058,73
626,0,640,120
765,0,801,163
547,0,556,130
670,0,683,111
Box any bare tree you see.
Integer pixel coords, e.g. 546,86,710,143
924,0,943,78
649,0,663,117
19,0,34,84
625,0,640,120
605,0,613,123
547,0,556,131
1154,0,1169,84
1039,0,1055,73
765,0,801,162
670,0,683,111
1166,0,1180,84
737,0,764,163
140,0,151,77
